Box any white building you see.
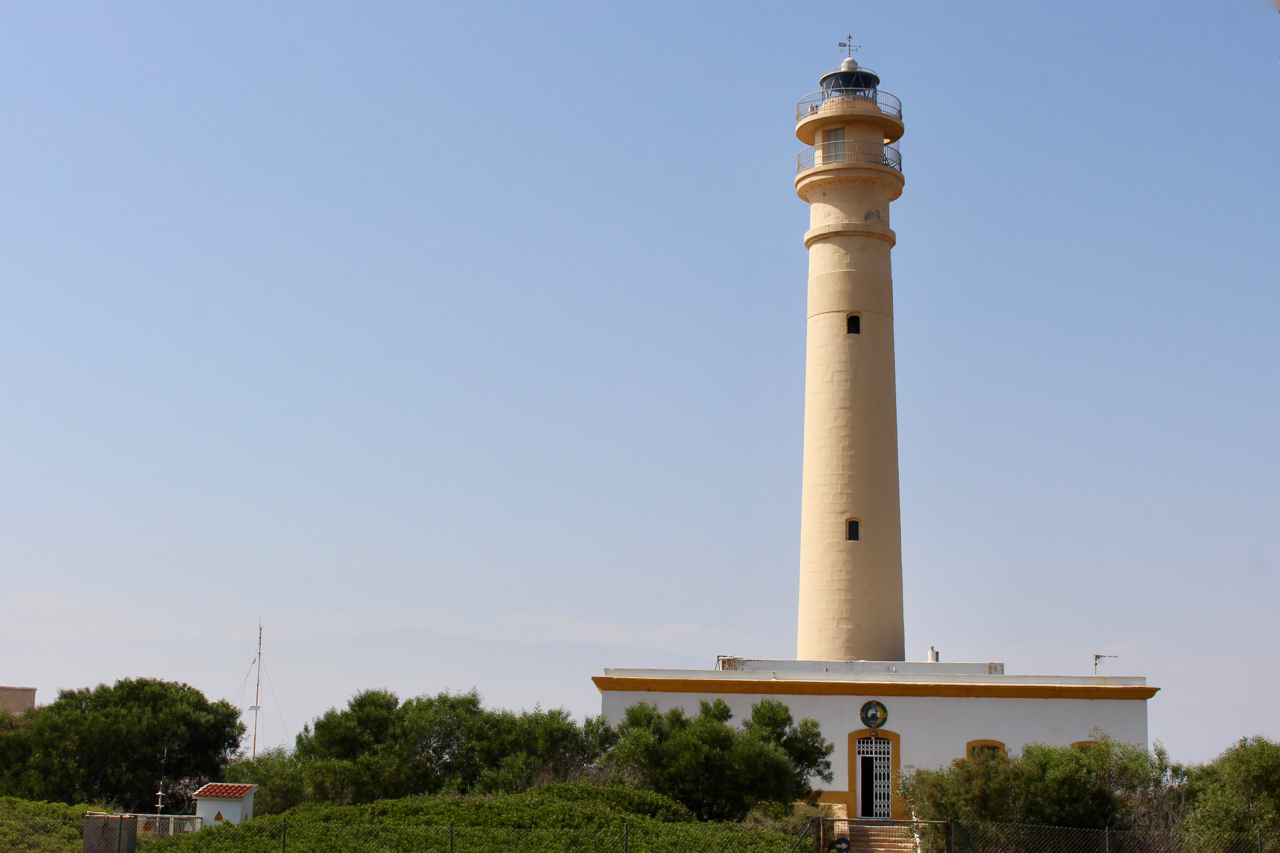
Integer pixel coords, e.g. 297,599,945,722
192,783,257,827
596,659,1156,819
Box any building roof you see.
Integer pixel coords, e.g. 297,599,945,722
192,783,258,799
595,665,1159,701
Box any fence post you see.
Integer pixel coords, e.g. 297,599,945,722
1104,825,1110,853
449,822,454,853
281,817,287,853
623,822,629,853
947,818,954,853
1259,828,1264,853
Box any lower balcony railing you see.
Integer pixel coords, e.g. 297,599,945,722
797,140,902,174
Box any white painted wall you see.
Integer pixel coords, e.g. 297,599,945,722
194,791,254,827
601,689,1148,790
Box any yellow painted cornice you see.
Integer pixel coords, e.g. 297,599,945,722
592,676,1159,701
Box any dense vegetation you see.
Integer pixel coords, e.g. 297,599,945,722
1182,737,1280,836
148,784,802,853
899,733,1280,835
0,797,99,853
605,698,832,821
6,674,1280,843
898,734,1171,829
225,688,617,811
0,679,243,813
226,690,832,822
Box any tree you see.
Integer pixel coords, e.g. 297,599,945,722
0,678,243,812
244,689,618,809
604,698,833,821
897,733,1174,830
1183,736,1280,835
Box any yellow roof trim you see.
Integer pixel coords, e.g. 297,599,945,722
591,676,1158,701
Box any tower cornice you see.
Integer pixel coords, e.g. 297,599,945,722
796,168,905,203
803,221,897,248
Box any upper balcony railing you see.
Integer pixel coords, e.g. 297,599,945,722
797,140,902,174
795,88,902,123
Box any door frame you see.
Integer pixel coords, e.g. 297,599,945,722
847,728,904,819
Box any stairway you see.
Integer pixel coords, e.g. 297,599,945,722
834,823,919,853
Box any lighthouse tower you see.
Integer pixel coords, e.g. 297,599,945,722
794,58,906,662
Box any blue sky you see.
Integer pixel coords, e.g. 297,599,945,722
0,1,1277,764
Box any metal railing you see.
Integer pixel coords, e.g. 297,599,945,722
797,140,902,174
949,820,1280,853
796,88,903,122
131,813,202,837
67,817,811,852
821,818,949,853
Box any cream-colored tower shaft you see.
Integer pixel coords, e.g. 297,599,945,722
795,67,906,661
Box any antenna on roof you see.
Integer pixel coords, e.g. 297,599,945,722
838,35,860,58
1093,654,1117,675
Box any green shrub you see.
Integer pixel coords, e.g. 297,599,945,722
146,785,797,853
898,732,1171,829
0,796,101,853
1184,736,1280,835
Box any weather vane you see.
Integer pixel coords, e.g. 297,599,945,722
838,34,860,58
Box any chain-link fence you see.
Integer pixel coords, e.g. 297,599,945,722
950,821,1280,853
10,814,1280,853
135,820,809,852
813,820,1280,853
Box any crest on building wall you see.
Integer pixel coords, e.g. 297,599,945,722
860,700,888,729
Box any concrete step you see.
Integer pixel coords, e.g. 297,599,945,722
833,825,919,853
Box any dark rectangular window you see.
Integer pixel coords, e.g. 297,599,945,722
847,520,860,541
847,315,861,334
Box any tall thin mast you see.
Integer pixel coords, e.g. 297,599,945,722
250,621,262,759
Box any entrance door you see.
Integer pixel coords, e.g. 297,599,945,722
856,736,892,818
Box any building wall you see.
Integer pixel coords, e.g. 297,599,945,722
194,794,254,827
0,686,36,713
600,688,1148,792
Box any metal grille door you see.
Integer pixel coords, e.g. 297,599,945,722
856,736,892,818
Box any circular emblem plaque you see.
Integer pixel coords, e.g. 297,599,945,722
860,700,888,729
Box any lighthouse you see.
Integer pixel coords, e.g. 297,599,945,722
594,56,1155,817
795,57,907,662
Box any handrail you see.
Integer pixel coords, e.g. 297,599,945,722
796,88,902,122
797,140,902,174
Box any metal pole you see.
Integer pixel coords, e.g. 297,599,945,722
282,817,287,853
623,822,628,853
947,819,954,853
1259,828,1263,853
1105,826,1110,853
449,822,454,853
787,818,816,853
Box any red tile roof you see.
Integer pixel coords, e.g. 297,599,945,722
192,783,258,799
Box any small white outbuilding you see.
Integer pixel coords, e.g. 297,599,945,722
191,783,257,827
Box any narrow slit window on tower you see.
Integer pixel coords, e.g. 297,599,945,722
847,519,860,541
847,314,861,334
